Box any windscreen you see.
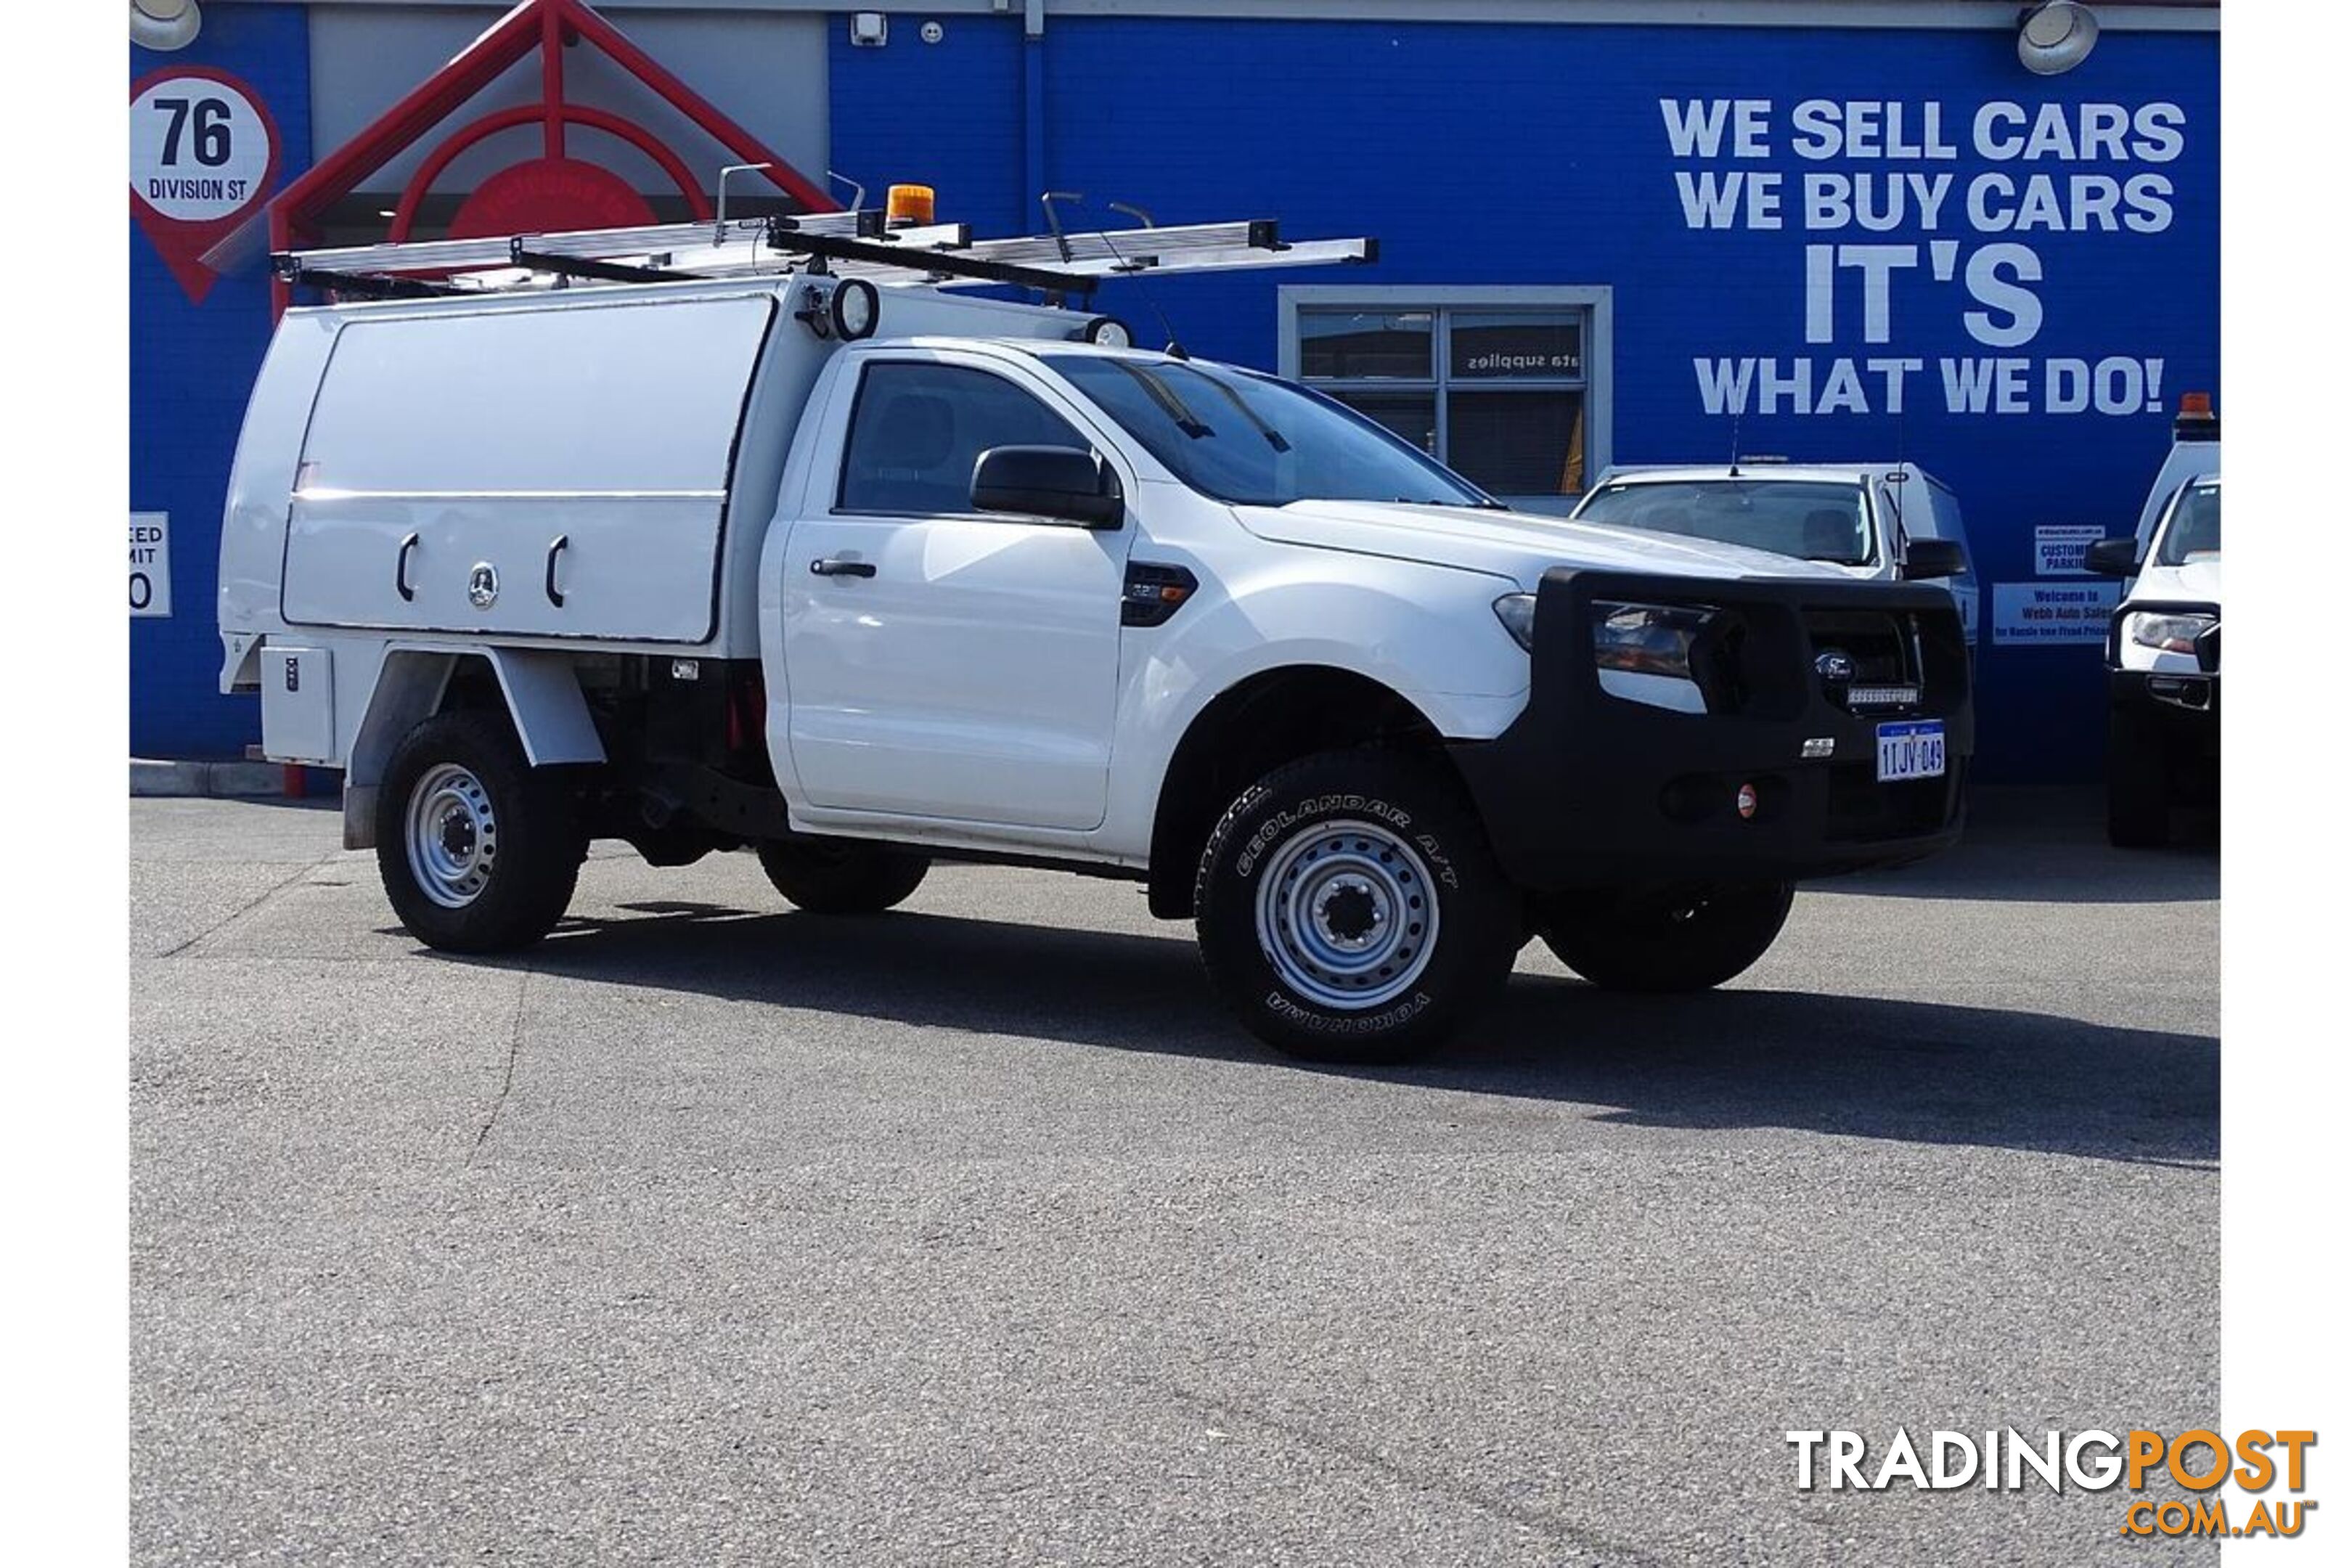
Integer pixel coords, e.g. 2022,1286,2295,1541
2155,481,2221,565
1042,355,1493,509
1574,478,1873,565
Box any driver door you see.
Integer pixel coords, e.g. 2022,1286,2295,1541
780,352,1133,832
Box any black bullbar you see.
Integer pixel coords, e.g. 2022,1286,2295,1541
1449,566,1975,891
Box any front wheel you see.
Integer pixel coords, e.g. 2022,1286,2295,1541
1193,750,1521,1064
375,711,586,953
1535,882,1794,992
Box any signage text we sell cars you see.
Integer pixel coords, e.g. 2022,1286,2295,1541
1663,97,2186,418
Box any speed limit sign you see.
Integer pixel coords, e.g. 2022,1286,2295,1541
131,513,172,618
129,68,279,302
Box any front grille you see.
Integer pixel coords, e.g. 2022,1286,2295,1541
1805,608,1916,711
1804,604,1966,714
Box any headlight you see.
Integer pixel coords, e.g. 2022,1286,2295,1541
1592,600,1716,679
2124,610,2217,655
1493,593,1538,650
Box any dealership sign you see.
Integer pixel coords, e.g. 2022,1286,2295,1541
2033,523,2107,576
131,67,281,303
1990,580,2119,646
1662,96,2188,420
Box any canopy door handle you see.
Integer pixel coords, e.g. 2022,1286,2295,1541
395,532,419,603
544,534,569,608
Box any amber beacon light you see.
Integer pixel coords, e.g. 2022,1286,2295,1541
886,184,937,228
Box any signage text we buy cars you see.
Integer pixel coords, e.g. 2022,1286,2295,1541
1663,97,2186,418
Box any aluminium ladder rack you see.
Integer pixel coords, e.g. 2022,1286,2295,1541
274,210,1376,301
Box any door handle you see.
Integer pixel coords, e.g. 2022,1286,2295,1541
545,534,569,608
809,557,877,579
395,532,419,602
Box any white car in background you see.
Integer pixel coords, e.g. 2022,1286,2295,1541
2087,467,2221,846
1567,462,1980,642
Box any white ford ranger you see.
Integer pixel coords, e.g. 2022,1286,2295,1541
220,206,1974,1061
2086,399,2221,846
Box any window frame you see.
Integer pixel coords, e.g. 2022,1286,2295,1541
830,356,1103,522
1279,285,1614,514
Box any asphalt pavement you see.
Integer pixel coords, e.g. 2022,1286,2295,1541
130,791,2219,1567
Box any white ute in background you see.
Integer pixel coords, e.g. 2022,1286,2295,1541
2086,394,2221,847
219,196,1976,1062
1568,461,1980,645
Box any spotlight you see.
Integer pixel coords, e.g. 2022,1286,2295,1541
2018,2,2099,75
131,0,202,52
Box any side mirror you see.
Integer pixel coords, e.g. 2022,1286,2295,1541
1899,537,1969,581
2082,536,2141,578
971,446,1122,528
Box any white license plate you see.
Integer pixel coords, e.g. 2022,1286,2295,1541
1876,719,1946,783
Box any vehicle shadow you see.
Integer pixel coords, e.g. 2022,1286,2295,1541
433,900,2217,1169
1818,788,2219,906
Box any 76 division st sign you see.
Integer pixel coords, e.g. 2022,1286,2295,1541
129,67,280,303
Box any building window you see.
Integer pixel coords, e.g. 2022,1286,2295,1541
1281,286,1612,514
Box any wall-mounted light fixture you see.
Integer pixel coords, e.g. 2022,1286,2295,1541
131,0,202,52
849,12,888,47
2018,2,2099,75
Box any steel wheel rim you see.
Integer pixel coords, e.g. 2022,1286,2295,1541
1253,817,1440,1011
404,763,499,909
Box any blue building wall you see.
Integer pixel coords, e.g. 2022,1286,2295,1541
833,15,2220,783
130,3,310,756
125,7,2218,785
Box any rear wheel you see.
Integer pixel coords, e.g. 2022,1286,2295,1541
756,838,930,914
2105,708,2172,849
1193,749,1520,1063
375,711,585,952
1535,882,1794,992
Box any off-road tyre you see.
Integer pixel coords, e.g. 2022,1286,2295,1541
1535,882,1794,992
1193,749,1521,1064
756,838,931,914
375,711,586,953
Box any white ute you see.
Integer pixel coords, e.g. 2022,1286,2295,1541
1569,462,1980,642
2086,396,2221,846
221,203,1976,1061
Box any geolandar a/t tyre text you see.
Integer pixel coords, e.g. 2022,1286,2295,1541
1194,750,1519,1063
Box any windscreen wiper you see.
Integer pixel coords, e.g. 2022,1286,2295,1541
1198,376,1290,452
1113,361,1212,439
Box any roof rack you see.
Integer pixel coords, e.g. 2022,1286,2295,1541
272,207,1376,303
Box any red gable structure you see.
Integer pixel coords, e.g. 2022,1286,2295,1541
265,0,833,302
